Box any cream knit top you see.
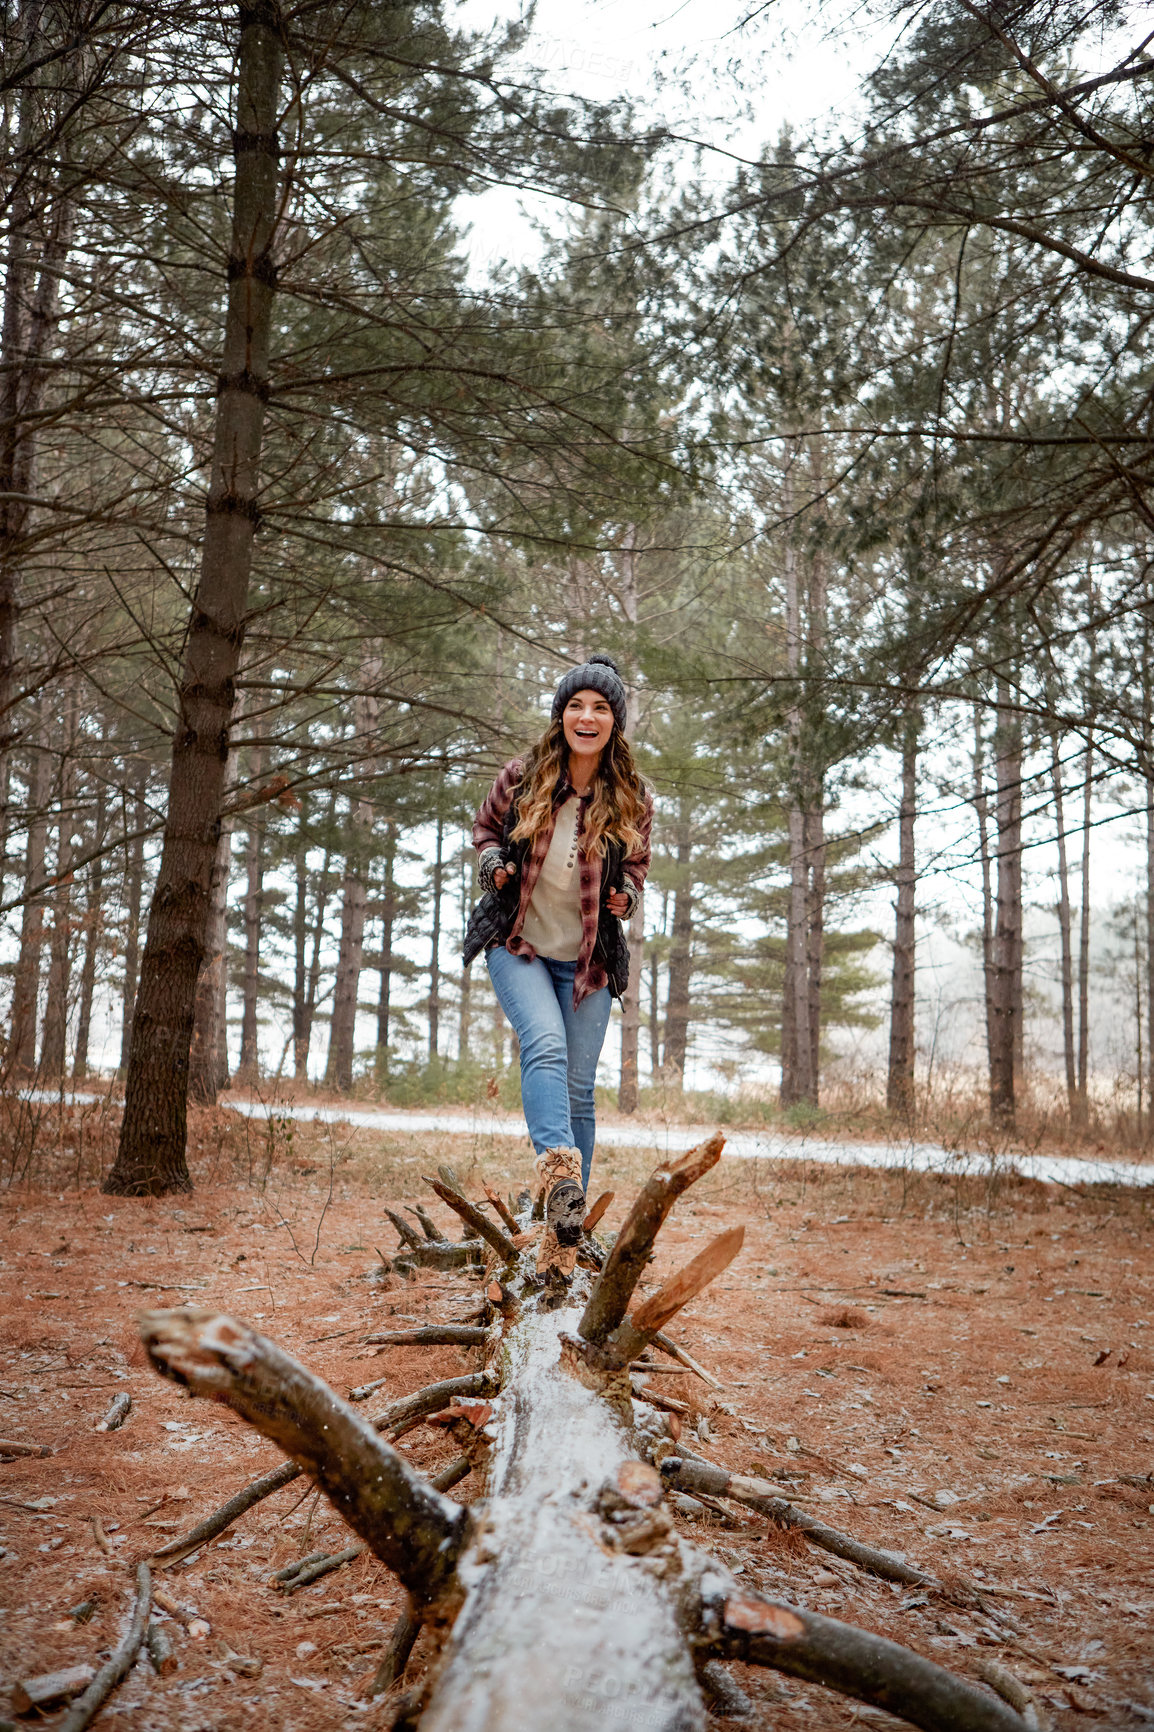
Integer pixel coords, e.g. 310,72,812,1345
519,795,583,961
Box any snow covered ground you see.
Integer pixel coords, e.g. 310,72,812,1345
22,1088,1153,1188
219,1096,1154,1190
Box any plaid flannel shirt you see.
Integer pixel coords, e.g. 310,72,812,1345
472,755,653,1006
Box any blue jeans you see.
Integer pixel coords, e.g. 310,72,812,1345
486,947,612,1190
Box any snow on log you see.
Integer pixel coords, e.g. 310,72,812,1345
417,1302,704,1732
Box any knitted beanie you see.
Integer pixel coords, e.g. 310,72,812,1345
551,652,627,734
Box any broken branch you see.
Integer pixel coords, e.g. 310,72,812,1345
409,1203,448,1242
139,1309,469,1606
151,1458,300,1566
386,1207,424,1249
483,1184,520,1235
423,1175,519,1263
661,1457,938,1589
977,1660,1050,1730
605,1228,745,1364
95,1392,131,1432
583,1190,614,1232
362,1326,489,1349
56,1562,151,1732
688,1572,1027,1732
152,1389,479,1564
651,1330,724,1390
365,1372,495,1424
369,1598,422,1696
0,1437,50,1457
394,1240,484,1274
579,1133,725,1346
275,1542,365,1593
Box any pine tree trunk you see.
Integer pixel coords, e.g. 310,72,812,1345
616,533,642,1111
886,715,917,1115
237,743,264,1081
189,817,234,1104
119,757,147,1074
973,706,995,1081
73,786,106,1081
1075,735,1093,1127
325,665,379,1093
327,858,366,1092
781,504,813,1108
1049,730,1077,1115
662,802,693,1085
376,823,397,1062
805,800,824,1097
458,852,473,1062
804,544,828,1100
0,747,11,911
427,814,444,1062
1146,751,1154,1141
988,680,1022,1129
0,8,73,840
106,2,284,1194
648,947,660,1078
618,901,644,1111
41,682,79,1075
10,695,50,1073
292,809,309,1077
299,818,335,1080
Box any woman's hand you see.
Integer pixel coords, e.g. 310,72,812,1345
493,861,517,891
606,888,630,918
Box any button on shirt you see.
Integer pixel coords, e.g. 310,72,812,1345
518,794,583,961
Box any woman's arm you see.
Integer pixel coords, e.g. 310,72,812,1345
615,790,654,917
473,758,523,891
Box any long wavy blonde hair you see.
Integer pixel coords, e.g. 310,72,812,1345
511,717,648,860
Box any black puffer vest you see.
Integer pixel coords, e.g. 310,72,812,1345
463,782,632,1000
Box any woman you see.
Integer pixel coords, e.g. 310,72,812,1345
465,653,652,1276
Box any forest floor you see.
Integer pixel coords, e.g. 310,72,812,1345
1,1110,1152,1731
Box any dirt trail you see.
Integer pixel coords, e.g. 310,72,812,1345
0,1119,1151,1728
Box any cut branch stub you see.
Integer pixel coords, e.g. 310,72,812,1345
579,1133,726,1347
483,1183,520,1235
409,1203,448,1243
603,1228,744,1366
386,1206,424,1249
424,1175,519,1263
583,1190,614,1232
138,1309,469,1608
373,1371,497,1438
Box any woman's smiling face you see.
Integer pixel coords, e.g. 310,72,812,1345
563,689,615,760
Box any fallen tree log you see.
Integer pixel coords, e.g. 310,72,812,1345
139,1134,1027,1731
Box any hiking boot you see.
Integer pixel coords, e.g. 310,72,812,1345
534,1146,585,1277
